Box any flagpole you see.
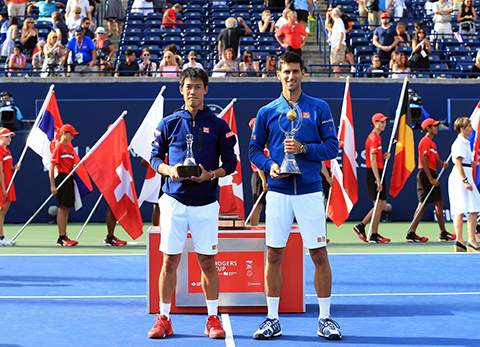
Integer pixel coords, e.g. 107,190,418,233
406,153,452,233
366,77,409,242
12,110,127,241
6,84,55,194
244,190,266,225
76,194,103,240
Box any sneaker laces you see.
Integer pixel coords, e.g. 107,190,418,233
152,314,168,328
208,315,223,330
322,318,340,331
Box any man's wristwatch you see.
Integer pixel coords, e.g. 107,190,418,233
463,177,468,183
300,143,307,154
209,170,217,181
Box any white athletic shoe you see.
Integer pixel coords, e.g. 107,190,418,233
0,236,16,246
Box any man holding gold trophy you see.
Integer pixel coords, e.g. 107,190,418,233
249,52,341,341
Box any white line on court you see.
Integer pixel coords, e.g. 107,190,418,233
0,295,146,299
307,292,480,297
221,313,235,347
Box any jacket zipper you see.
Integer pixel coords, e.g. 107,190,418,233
189,119,195,206
294,175,297,195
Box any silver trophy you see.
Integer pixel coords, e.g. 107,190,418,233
278,102,303,175
178,134,201,177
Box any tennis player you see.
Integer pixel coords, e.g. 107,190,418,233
148,68,237,339
249,51,341,341
406,118,454,243
353,113,391,243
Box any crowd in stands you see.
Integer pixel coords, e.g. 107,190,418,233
0,0,479,78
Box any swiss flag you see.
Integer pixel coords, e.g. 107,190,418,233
327,159,354,227
83,119,143,239
218,100,245,218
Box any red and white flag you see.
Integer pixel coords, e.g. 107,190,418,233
129,87,165,206
327,159,354,227
218,100,245,218
337,78,358,205
83,119,143,240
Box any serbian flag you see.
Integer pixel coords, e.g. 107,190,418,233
337,78,358,205
454,31,465,43
129,87,165,206
467,101,480,184
83,119,143,240
218,100,245,218
389,81,415,197
327,159,354,226
28,90,93,210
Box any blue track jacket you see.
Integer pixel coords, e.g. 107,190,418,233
150,105,237,206
249,92,339,195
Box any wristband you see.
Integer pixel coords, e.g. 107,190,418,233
209,170,217,181
463,177,468,183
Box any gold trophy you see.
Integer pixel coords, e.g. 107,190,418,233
178,134,201,177
278,102,303,175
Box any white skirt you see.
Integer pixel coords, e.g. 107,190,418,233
448,166,480,215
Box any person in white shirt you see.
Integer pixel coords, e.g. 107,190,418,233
182,51,204,70
65,0,91,21
327,8,346,78
275,7,291,31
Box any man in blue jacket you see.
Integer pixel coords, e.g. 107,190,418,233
148,68,237,340
249,52,341,341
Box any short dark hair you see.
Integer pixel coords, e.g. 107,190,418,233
180,67,208,88
278,51,304,70
0,12,8,19
81,17,90,24
125,49,135,56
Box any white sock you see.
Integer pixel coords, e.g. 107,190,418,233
266,297,280,320
160,302,171,319
206,299,219,317
318,297,331,320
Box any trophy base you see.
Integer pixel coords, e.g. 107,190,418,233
178,165,201,177
278,171,303,175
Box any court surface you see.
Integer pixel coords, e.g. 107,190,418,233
1,252,479,347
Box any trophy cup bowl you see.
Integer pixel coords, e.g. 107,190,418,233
278,102,303,175
178,134,201,177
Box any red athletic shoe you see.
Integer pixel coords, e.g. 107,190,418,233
353,223,367,242
369,234,390,243
205,315,226,339
57,236,78,247
104,236,127,246
439,231,456,242
406,233,429,243
148,315,173,339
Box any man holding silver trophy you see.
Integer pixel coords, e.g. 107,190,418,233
148,68,237,340
249,52,341,341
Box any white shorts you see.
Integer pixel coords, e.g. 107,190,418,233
265,191,327,249
434,22,453,39
159,194,219,255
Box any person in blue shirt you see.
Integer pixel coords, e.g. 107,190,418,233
26,0,64,20
249,51,341,341
0,12,8,49
61,26,97,77
372,12,399,61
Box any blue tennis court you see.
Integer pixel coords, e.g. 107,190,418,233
1,253,479,346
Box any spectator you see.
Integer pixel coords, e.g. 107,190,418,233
182,50,203,70
153,0,166,13
470,52,480,79
413,20,424,37
161,3,182,28
158,51,180,77
62,26,97,77
396,22,411,46
327,8,345,78
366,54,387,77
65,0,91,21
27,0,64,20
373,13,399,61
163,43,183,67
388,49,400,70
20,17,38,60
325,6,334,37
457,0,477,37
356,0,368,25
66,6,84,40
32,40,46,71
139,48,158,77
275,11,308,56
337,5,355,72
114,49,139,77
218,17,251,59
80,17,94,39
6,0,26,17
258,9,275,33
411,29,431,73
366,0,380,29
391,52,411,78
432,0,453,50
131,0,153,15
213,47,239,77
52,11,69,46
262,54,278,77
291,0,313,30
275,7,292,31
7,44,26,77
452,0,463,16
42,31,64,77
387,0,406,22
239,49,259,77
0,12,8,49
104,0,124,37
93,26,114,72
1,16,18,59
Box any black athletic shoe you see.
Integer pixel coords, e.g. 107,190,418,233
439,231,456,242
353,223,367,242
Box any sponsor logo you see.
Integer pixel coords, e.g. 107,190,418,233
322,118,334,124
226,131,235,138
303,112,310,118
246,270,253,277
154,129,161,136
252,134,256,140
212,244,217,250
317,236,326,242
203,127,210,133
247,282,261,286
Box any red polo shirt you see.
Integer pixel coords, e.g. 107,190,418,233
276,22,308,49
51,143,75,174
365,131,384,169
418,135,438,171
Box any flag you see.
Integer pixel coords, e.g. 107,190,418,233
454,31,464,43
83,119,143,240
389,82,415,197
28,91,93,210
468,101,480,184
338,78,358,205
327,159,353,227
129,88,165,206
218,100,245,218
